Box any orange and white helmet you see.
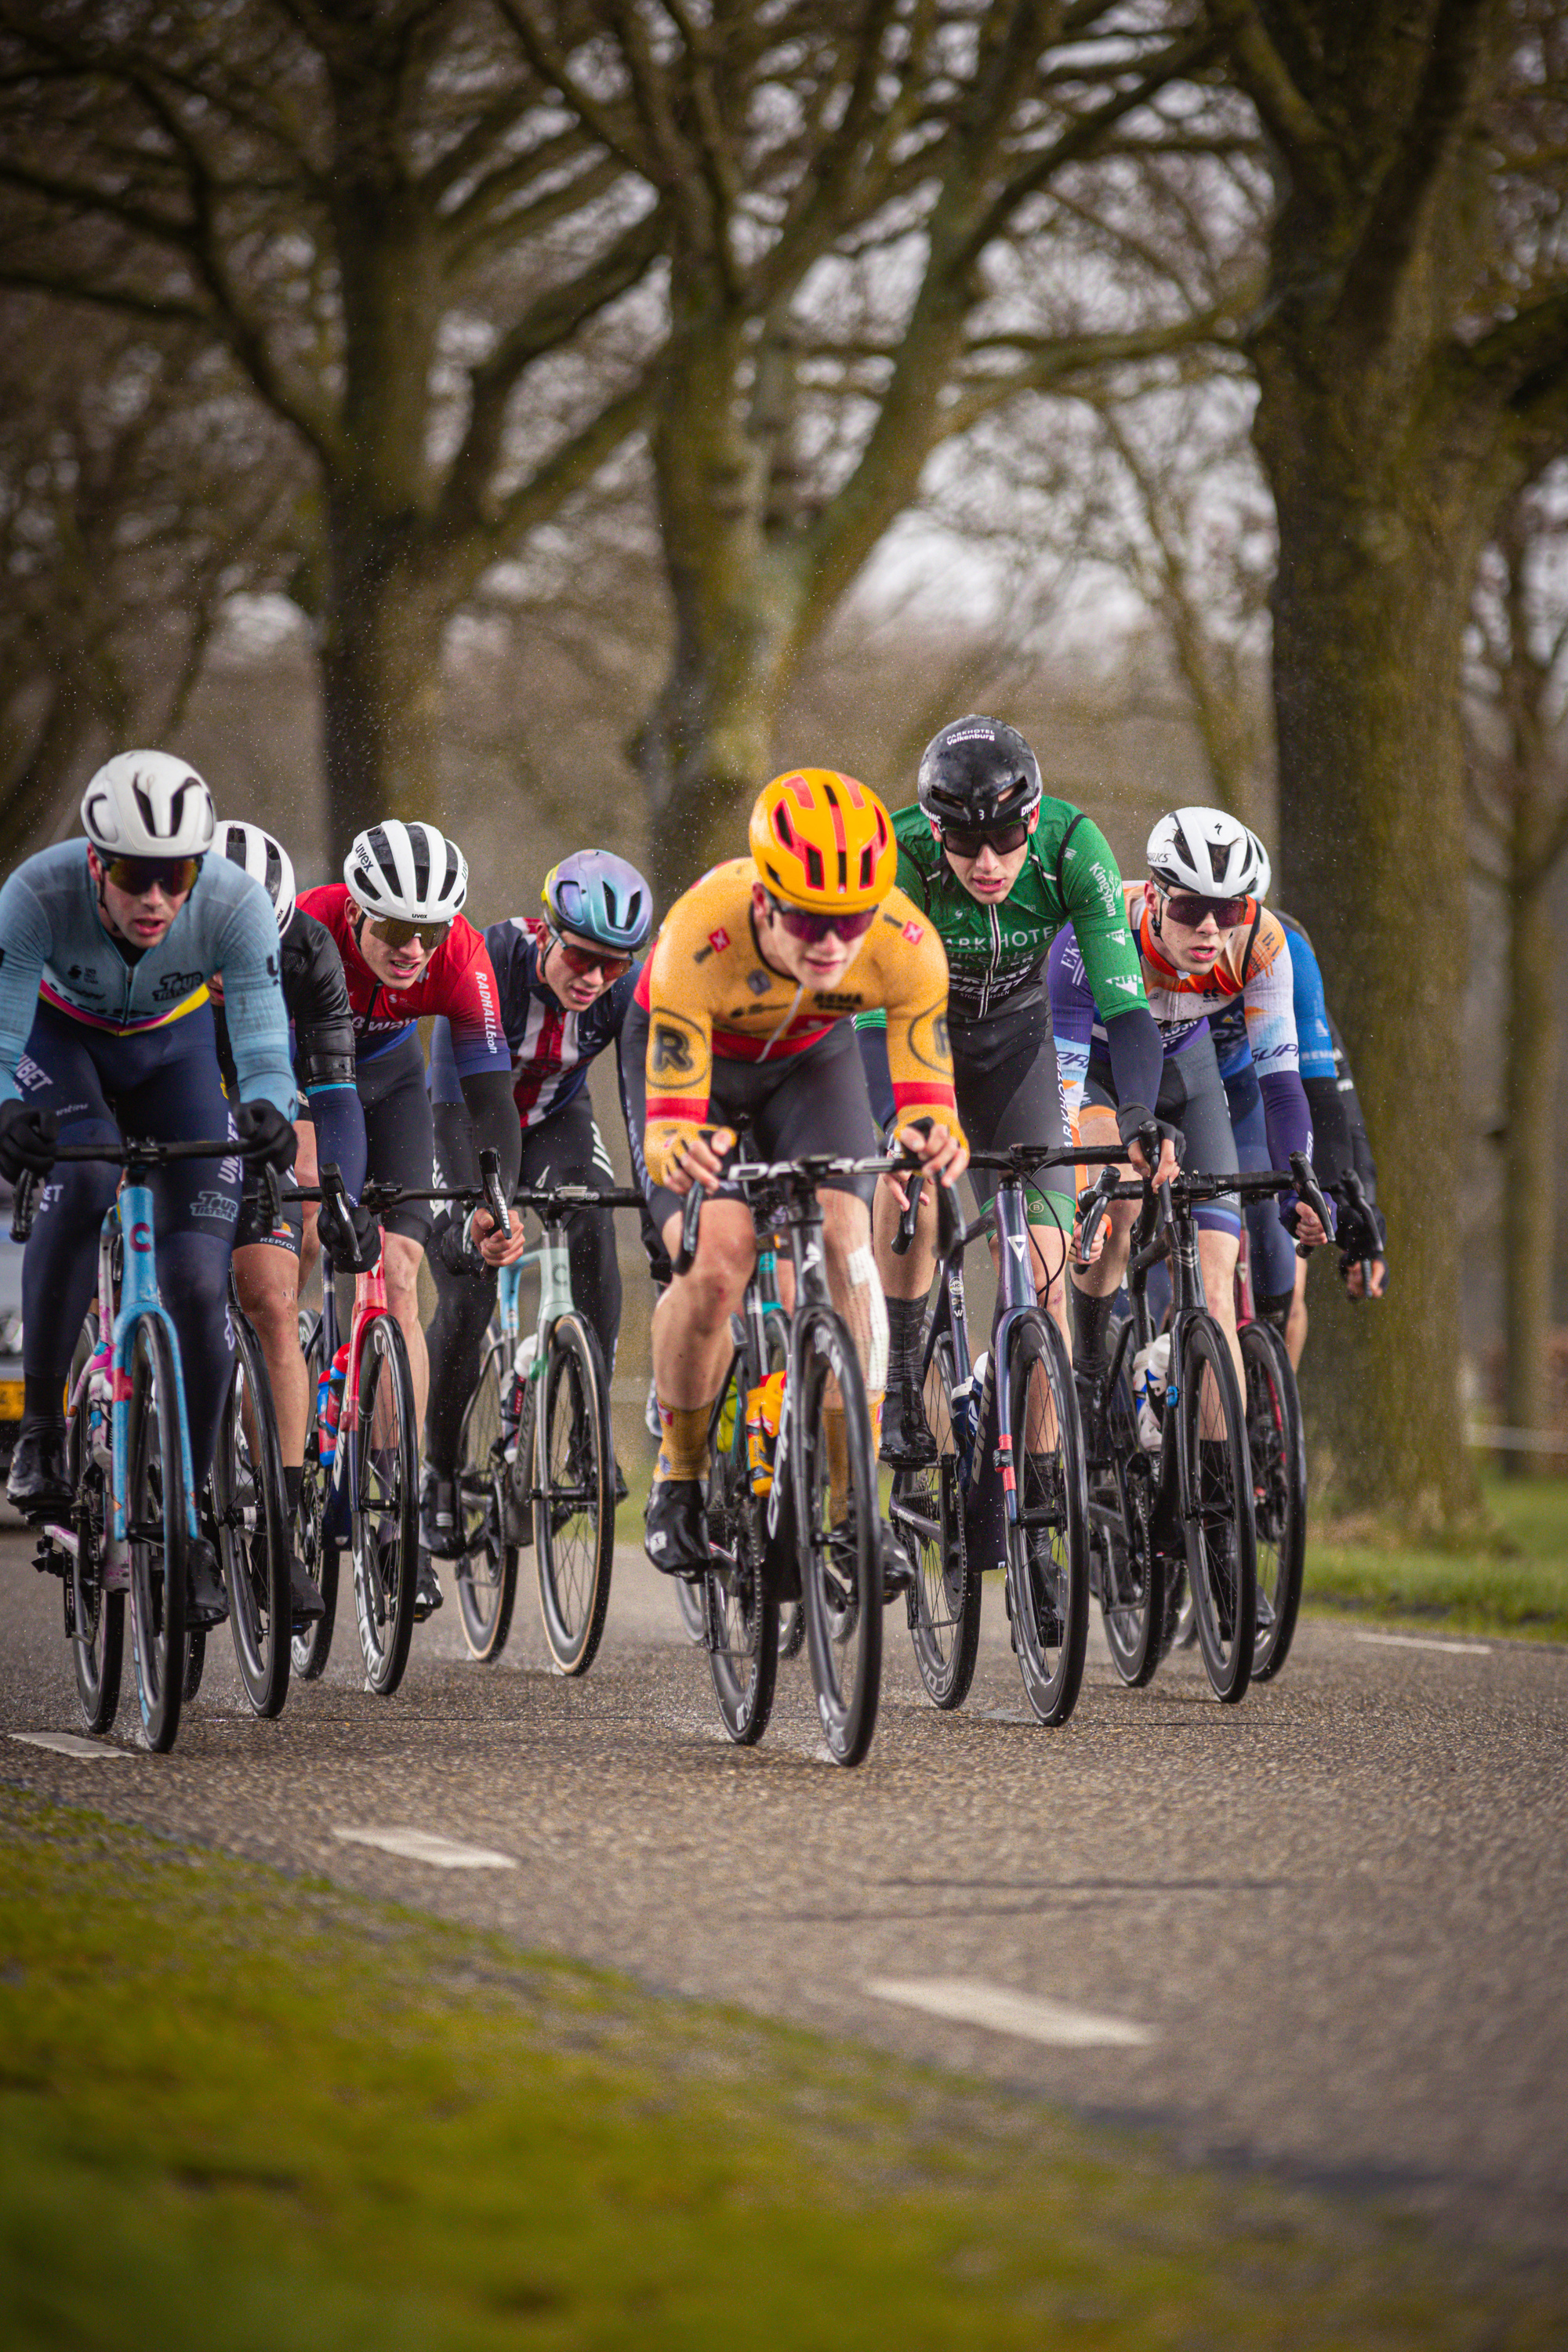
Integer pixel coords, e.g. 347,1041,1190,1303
748,770,897,913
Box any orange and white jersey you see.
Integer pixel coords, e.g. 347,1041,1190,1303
1129,885,1301,1083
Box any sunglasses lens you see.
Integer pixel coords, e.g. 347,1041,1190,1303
107,856,199,895
560,940,631,978
1167,893,1247,927
942,822,1028,859
372,916,449,949
774,902,876,942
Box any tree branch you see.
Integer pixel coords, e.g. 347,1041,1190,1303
1203,0,1341,195
492,0,653,181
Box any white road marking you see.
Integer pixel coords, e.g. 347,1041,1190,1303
9,1730,129,1759
1353,1631,1492,1657
866,1975,1154,2049
971,1707,1033,1725
332,1827,516,1870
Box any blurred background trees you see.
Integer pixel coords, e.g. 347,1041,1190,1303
2,0,1567,1516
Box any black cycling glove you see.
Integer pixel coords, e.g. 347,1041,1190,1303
0,1101,58,1183
318,1193,382,1275
1116,1103,1184,1162
432,1207,485,1280
234,1098,297,1174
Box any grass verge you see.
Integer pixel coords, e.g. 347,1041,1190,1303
0,1786,1563,2349
1308,1473,1568,1642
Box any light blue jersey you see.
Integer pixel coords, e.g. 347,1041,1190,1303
0,841,295,1115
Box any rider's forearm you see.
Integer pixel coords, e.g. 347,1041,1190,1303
458,1069,521,1200
1101,1004,1163,1126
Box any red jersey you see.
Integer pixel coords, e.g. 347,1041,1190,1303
297,883,510,1078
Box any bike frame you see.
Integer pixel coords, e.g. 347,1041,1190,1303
105,1170,201,1548
315,1246,397,1545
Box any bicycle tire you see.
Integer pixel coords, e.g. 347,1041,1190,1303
291,1318,339,1682
792,1306,881,1767
1178,1312,1257,1703
214,1304,292,1716
1242,1320,1307,1682
702,1351,779,1744
1092,1323,1164,1689
454,1338,519,1662
892,1334,981,1711
350,1310,420,1696
1003,1308,1091,1726
125,1314,187,1753
64,1348,122,1733
533,1313,614,1675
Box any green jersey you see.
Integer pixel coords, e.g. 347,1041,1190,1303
878,797,1146,1027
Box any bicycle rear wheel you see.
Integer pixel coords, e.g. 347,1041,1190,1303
1178,1312,1257,1703
1004,1309,1090,1726
892,1334,980,1711
703,1353,779,1744
125,1315,187,1753
793,1308,881,1767
1092,1327,1164,1689
455,1338,518,1662
351,1311,419,1696
1243,1320,1306,1681
291,1317,339,1682
214,1305,292,1717
64,1348,122,1734
534,1313,614,1674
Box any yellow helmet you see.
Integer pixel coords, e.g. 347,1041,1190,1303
749,770,897,912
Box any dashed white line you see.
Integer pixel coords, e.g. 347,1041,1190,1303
866,1976,1154,2049
1353,1631,1492,1657
332,1827,517,1870
9,1730,129,1759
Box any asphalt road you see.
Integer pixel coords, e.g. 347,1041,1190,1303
2,1519,1564,2259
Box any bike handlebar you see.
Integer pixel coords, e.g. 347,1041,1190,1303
9,1135,282,1244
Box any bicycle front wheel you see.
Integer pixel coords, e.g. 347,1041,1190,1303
702,1352,779,1744
793,1308,881,1767
215,1305,292,1717
64,1347,122,1734
291,1317,339,1682
351,1312,419,1696
1004,1310,1091,1727
534,1314,614,1675
1178,1312,1257,1703
892,1334,980,1711
455,1339,518,1662
125,1315,187,1753
1092,1328,1164,1689
1242,1320,1306,1682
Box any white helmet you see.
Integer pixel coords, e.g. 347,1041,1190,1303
1250,833,1272,901
215,820,296,933
1147,807,1265,901
81,750,216,859
343,819,468,924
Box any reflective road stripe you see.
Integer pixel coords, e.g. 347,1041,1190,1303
332,1827,517,1869
9,1730,129,1759
866,1976,1154,2049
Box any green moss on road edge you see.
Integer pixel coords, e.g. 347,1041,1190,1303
0,1785,1561,2350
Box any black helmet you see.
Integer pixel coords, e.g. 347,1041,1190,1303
916,716,1042,832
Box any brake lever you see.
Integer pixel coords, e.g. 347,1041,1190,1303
479,1145,511,1243
9,1170,38,1244
673,1181,703,1277
1075,1164,1120,1269
891,1171,924,1257
1289,1149,1333,1261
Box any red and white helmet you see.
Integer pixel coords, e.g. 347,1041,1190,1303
81,751,216,858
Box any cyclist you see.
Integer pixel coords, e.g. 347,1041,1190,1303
297,819,521,1616
855,716,1169,1465
0,753,296,1627
1209,840,1386,1364
622,769,967,1577
421,848,652,1559
210,822,381,1625
1051,806,1330,1399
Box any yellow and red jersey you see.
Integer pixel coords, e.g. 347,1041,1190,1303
637,858,960,1184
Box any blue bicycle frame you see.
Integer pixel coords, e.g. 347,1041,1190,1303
104,1171,201,1548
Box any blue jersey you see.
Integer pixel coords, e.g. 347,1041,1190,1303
1210,912,1338,1084
427,916,639,1129
0,840,294,1116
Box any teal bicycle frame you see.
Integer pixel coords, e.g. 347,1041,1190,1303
107,1170,201,1546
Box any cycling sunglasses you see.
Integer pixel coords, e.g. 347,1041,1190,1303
938,819,1030,860
764,894,878,944
1160,888,1250,929
548,931,633,982
103,853,202,898
365,913,452,951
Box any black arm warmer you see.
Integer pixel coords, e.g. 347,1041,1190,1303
1102,1005,1164,1131
457,1069,521,1202
1304,1073,1356,1191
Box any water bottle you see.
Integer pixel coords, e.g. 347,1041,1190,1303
746,1368,786,1494
950,1349,988,1454
1131,1333,1171,1450
318,1341,350,1466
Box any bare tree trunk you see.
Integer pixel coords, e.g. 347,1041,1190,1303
1262,419,1484,1522
1501,865,1556,1466
318,506,446,866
